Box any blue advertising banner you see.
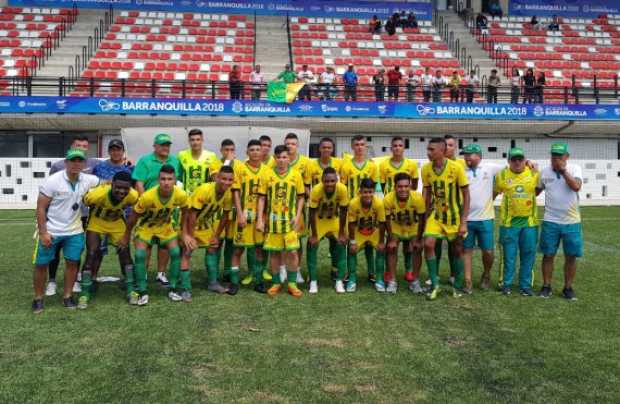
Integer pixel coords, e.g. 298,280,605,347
0,96,619,121
509,0,620,18
8,0,433,19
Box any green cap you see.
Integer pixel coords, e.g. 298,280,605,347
463,144,482,154
550,142,568,155
508,147,525,159
154,133,172,145
65,148,86,160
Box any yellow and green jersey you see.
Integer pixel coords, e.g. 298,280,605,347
383,190,426,229
190,182,233,231
340,158,380,200
259,167,305,234
308,182,349,220
177,149,216,194
308,157,342,187
347,195,386,236
134,186,188,232
268,154,312,187
233,161,270,224
84,184,138,233
421,159,469,226
208,158,241,181
494,167,540,227
379,157,419,194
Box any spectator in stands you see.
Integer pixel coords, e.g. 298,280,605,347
229,65,242,100
487,69,501,103
385,17,396,36
250,64,264,100
387,66,403,101
369,15,382,34
476,13,488,29
421,67,433,102
432,70,446,102
406,70,419,102
530,15,543,31
405,13,418,29
343,64,358,101
510,67,521,103
277,64,297,83
535,71,546,103
319,66,336,101
297,64,315,101
489,1,503,18
373,69,386,101
448,70,462,102
548,15,560,31
463,69,480,103
523,68,536,103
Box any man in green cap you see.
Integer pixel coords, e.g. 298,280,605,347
277,64,297,84
462,144,504,293
132,133,181,286
536,142,583,300
494,147,540,296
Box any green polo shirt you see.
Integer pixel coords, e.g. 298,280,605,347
277,70,297,83
132,152,181,190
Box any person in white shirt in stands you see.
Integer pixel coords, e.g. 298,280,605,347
319,66,336,101
462,144,504,293
462,70,480,103
536,142,583,301
32,148,100,314
406,70,419,102
297,64,315,101
249,64,264,100
421,67,433,102
431,69,446,102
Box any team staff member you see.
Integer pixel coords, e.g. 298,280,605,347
537,143,583,300
494,148,540,297
177,128,216,194
32,149,100,313
92,139,133,181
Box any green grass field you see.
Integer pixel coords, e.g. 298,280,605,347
1,208,619,403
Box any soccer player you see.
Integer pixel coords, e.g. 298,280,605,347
78,172,139,308
422,137,470,300
177,128,216,194
182,165,235,295
340,135,381,283
346,178,386,292
125,165,189,305
307,166,349,293
536,143,583,300
384,173,426,294
259,135,274,166
132,133,181,286
462,144,504,293
379,136,419,194
256,145,305,298
32,149,100,313
231,140,272,294
494,147,540,296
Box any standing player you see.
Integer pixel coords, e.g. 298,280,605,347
177,128,216,194
494,148,540,296
422,137,470,300
340,135,381,283
259,135,274,166
537,143,583,300
307,167,349,294
256,145,305,297
78,172,139,308
125,165,189,305
231,140,272,294
182,166,235,295
346,178,386,292
384,173,426,294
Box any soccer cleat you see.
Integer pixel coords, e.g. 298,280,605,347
520,288,534,297
501,286,512,296
181,290,192,303
207,281,228,294
480,273,491,290
404,271,414,283
296,271,305,284
241,274,253,286
137,294,149,306
462,287,473,295
32,299,44,314
427,287,440,300
128,291,140,305
375,280,386,293
279,267,287,282
562,288,577,301
156,272,169,286
452,288,463,298
409,281,425,295
267,284,282,296
63,297,77,309
45,281,57,297
226,283,240,296
72,282,82,293
77,295,89,310
386,281,398,294
368,273,376,284
345,281,357,293
262,270,272,281
424,278,432,287
254,283,267,294
309,280,318,294
168,290,182,302
538,285,552,298
288,285,303,298
335,280,345,294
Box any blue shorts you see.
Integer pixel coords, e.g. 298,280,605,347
464,219,494,250
539,221,583,258
34,233,85,265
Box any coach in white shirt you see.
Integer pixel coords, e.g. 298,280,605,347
32,148,100,313
462,144,504,292
536,143,582,301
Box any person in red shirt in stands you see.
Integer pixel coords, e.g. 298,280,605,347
229,65,242,100
387,66,403,101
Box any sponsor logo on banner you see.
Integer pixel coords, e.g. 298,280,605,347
377,104,387,114
18,101,26,108
56,100,67,110
232,101,243,113
416,104,435,116
321,104,338,112
593,108,608,116
99,99,120,112
533,106,545,117
297,104,313,112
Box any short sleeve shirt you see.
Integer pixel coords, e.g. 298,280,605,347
538,164,582,224
132,152,181,191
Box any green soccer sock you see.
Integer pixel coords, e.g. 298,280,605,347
254,254,264,284
80,271,93,299
307,244,319,281
124,264,135,296
287,271,298,289
134,248,148,293
364,244,375,276
335,244,347,281
347,253,358,283
246,247,257,280
180,269,191,291
453,257,464,289
375,251,385,283
206,252,219,284
272,270,281,285
404,250,413,274
426,257,439,289
230,266,240,285
223,238,233,277
167,246,181,290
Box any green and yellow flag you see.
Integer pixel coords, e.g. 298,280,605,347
267,80,305,103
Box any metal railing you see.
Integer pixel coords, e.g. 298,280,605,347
286,13,294,68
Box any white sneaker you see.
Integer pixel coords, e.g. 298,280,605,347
309,280,318,294
386,281,398,294
296,271,305,284
409,281,424,294
157,272,169,286
346,281,356,293
137,294,149,306
425,278,432,286
375,280,386,293
449,276,455,286
72,282,81,293
168,290,182,302
279,267,287,282
335,280,345,294
45,281,57,296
